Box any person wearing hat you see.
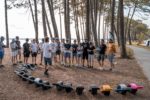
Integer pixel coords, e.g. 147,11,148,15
0,36,6,67
107,39,116,71
23,38,31,64
10,39,18,65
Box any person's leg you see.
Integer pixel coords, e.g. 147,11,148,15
0,59,2,65
91,55,94,68
19,50,21,62
101,55,105,67
69,53,71,66
40,52,43,65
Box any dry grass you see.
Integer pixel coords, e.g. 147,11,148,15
0,49,150,100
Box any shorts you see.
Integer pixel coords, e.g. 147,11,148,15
88,54,94,62
11,51,17,57
82,53,88,60
77,52,82,58
44,57,52,65
108,53,115,63
0,51,4,59
52,52,56,58
56,50,61,55
72,53,77,57
98,54,105,61
24,51,30,57
64,52,71,58
32,52,37,57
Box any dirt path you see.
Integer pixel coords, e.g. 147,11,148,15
128,46,150,81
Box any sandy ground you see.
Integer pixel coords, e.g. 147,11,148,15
0,49,150,100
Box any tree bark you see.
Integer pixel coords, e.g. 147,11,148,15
34,0,39,41
41,0,47,37
85,0,90,41
47,0,59,38
5,0,9,47
119,0,127,58
110,0,116,41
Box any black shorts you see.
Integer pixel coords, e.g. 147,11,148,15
56,50,61,55
32,52,37,57
24,52,30,57
44,57,52,66
82,53,88,60
98,54,105,61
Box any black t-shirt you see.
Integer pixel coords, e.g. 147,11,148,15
23,42,30,53
82,42,89,54
16,40,21,49
88,46,95,54
99,44,107,54
72,44,78,53
64,43,71,50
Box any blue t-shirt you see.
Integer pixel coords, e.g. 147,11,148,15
0,41,5,52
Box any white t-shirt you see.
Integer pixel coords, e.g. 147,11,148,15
42,43,51,58
60,43,65,52
39,42,44,52
10,42,18,52
31,43,38,53
50,42,56,53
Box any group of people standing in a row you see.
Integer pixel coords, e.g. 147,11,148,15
0,36,116,76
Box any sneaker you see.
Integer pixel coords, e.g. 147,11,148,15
44,70,49,76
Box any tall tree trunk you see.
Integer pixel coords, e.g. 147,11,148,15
47,0,59,38
59,7,62,40
41,0,47,37
64,0,71,41
127,4,137,45
5,0,9,47
119,0,127,58
85,0,90,41
45,10,53,38
116,3,120,46
29,0,36,38
34,0,39,41
90,0,98,46
110,0,115,41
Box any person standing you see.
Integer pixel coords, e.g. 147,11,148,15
64,39,71,67
77,43,83,67
82,39,89,67
55,38,61,63
23,38,30,64
50,38,57,65
107,39,116,71
10,39,18,65
87,42,95,68
39,38,44,65
16,36,22,63
72,40,78,66
31,39,38,65
0,36,6,67
42,37,52,76
60,39,65,65
97,39,107,70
